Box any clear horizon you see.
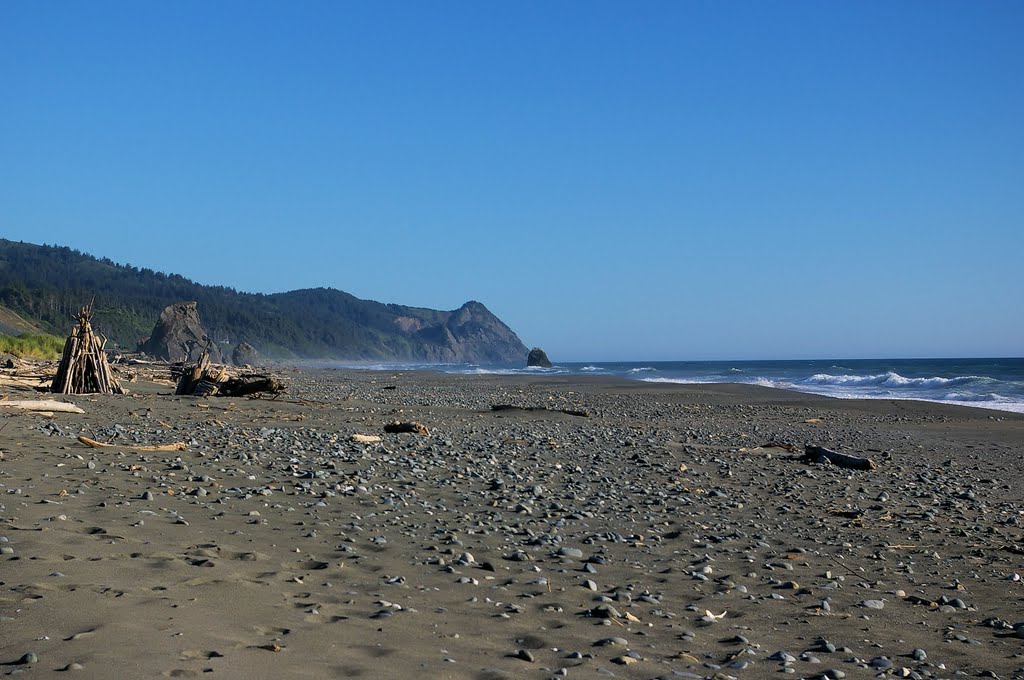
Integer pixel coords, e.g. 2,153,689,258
3,2,1021,360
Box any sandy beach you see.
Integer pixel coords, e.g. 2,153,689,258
2,368,1023,679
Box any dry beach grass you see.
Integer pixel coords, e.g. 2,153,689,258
1,369,1023,679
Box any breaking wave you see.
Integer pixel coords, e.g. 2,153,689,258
801,372,990,389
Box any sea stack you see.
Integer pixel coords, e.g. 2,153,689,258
527,347,552,368
140,302,221,363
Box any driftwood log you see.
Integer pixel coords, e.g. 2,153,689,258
491,404,590,418
384,421,430,435
219,375,285,397
0,399,85,414
0,376,50,389
802,445,877,470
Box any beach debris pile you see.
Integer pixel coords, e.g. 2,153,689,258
0,358,53,390
175,350,285,397
50,304,125,395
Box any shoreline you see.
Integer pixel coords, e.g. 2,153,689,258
2,368,1023,678
291,358,1024,416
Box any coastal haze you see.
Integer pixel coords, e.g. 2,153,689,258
2,4,1024,680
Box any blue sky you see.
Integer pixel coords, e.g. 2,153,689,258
2,1,1021,361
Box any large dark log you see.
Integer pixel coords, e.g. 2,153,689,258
802,445,877,470
219,375,285,397
491,404,590,418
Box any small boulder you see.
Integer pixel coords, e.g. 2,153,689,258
527,347,552,368
231,341,258,367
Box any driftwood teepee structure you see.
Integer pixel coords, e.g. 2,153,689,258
51,304,125,395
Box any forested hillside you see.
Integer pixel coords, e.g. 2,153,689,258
0,239,527,362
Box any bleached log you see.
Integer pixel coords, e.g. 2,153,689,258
351,434,382,443
77,435,186,451
0,400,85,414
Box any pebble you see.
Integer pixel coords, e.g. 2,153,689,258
589,604,620,619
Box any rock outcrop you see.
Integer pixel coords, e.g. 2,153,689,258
527,347,552,368
140,302,221,363
231,341,258,367
407,301,528,363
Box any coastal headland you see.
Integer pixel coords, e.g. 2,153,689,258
1,369,1022,679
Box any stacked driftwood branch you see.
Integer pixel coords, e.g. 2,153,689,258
51,305,125,395
175,351,227,396
175,350,284,397
0,358,54,391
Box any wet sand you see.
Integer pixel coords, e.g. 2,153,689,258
2,368,1023,679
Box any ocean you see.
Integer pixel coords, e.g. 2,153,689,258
331,357,1024,414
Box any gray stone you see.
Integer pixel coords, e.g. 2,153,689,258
514,649,534,662
231,341,259,367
